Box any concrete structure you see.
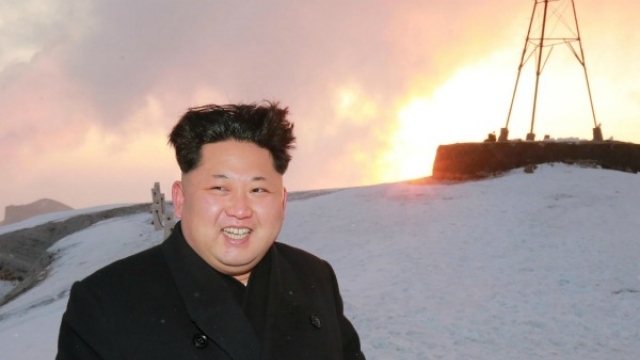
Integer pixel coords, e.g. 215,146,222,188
432,141,640,180
150,182,175,239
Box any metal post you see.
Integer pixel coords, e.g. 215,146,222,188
569,0,602,140
528,0,550,141
505,0,539,137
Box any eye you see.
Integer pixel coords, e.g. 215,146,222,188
210,186,227,192
251,188,268,193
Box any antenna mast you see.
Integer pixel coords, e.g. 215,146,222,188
499,0,602,142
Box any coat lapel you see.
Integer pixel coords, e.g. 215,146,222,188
161,224,261,360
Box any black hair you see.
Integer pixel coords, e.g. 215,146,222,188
168,102,296,174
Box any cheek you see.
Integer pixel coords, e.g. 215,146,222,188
206,199,226,219
185,194,224,218
256,200,286,224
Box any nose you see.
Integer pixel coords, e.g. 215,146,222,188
224,192,253,219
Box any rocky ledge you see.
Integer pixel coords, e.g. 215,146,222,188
0,204,150,306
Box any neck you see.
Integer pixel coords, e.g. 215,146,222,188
234,272,250,286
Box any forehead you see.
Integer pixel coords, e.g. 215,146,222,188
197,140,277,174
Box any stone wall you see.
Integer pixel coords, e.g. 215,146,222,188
432,141,640,180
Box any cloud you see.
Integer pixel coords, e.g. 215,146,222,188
1,0,639,218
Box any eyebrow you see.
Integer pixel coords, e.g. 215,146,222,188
212,174,267,182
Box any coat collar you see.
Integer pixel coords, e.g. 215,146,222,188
161,222,261,360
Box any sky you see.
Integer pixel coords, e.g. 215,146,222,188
2,0,640,219
1,164,639,358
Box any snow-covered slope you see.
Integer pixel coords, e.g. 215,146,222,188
0,204,132,236
1,164,638,359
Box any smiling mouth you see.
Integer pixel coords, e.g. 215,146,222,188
222,227,252,240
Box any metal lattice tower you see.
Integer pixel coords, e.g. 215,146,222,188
499,0,603,142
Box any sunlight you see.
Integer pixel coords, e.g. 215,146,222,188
374,98,437,183
372,53,516,183
370,45,611,185
334,85,377,125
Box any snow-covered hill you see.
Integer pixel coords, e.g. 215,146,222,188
1,164,639,359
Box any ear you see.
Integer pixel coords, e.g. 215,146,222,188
282,187,288,212
172,180,184,219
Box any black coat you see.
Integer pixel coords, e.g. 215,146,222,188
56,224,365,359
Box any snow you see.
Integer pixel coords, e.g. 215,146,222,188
1,164,639,359
0,281,17,300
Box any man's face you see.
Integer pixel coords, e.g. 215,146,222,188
172,140,287,281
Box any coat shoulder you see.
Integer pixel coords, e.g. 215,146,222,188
273,242,330,271
76,243,166,293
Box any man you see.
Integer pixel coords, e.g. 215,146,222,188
56,103,365,359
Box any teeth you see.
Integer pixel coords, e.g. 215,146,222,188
222,227,251,240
